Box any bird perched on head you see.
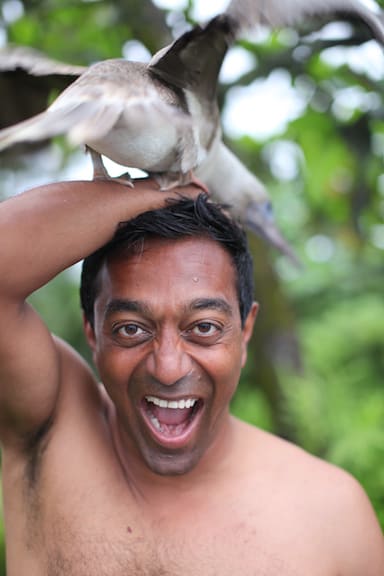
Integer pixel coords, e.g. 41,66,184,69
0,16,234,191
0,0,383,264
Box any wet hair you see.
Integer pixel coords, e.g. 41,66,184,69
80,194,254,328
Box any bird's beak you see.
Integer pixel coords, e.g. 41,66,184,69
245,201,301,267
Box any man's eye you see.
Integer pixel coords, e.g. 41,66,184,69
112,323,149,342
118,324,143,336
190,322,220,337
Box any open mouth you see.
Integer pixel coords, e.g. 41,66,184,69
142,395,202,441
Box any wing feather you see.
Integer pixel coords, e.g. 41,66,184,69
225,0,384,42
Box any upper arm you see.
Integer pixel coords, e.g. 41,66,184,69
331,472,384,575
0,297,62,447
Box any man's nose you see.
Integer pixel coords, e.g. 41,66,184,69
145,331,193,387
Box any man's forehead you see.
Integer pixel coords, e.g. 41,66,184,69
104,235,233,271
95,236,238,304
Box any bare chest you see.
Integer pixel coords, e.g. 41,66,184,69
2,417,327,576
7,459,303,576
36,501,299,576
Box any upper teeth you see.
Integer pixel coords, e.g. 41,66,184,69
146,396,197,409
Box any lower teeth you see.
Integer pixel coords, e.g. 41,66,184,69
149,415,188,436
150,415,161,431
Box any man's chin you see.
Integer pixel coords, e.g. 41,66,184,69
142,448,202,477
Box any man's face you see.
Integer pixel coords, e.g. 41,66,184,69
85,236,257,476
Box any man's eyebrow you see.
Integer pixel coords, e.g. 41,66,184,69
189,298,233,315
103,297,233,318
104,299,150,318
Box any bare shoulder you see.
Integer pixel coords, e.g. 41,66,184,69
236,418,370,492
234,419,384,574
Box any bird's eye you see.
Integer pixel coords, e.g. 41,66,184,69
262,201,274,222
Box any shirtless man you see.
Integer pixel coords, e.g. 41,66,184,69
0,178,383,575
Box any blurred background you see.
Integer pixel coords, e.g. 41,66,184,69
0,0,383,571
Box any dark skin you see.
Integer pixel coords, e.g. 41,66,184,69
0,179,383,575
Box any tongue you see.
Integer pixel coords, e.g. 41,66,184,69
153,406,192,426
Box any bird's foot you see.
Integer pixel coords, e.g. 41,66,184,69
87,146,134,188
115,173,134,187
93,172,134,188
103,172,134,187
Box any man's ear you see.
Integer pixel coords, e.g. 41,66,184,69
83,313,97,353
241,302,259,367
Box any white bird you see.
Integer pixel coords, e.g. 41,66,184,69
0,0,383,263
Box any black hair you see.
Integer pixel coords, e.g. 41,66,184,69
80,194,254,327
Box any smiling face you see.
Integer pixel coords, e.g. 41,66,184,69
84,236,257,477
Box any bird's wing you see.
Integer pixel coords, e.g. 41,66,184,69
0,60,149,150
0,45,87,131
0,64,130,152
0,44,86,76
149,15,235,102
0,97,123,151
225,0,384,42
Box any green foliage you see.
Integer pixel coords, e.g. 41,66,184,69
4,0,170,62
280,295,384,524
231,384,275,431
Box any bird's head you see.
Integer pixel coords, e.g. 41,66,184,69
244,199,300,267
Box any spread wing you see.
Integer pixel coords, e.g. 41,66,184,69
225,0,384,42
0,59,155,150
0,61,127,150
0,44,86,76
0,45,86,132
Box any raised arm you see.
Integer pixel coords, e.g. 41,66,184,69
0,179,197,447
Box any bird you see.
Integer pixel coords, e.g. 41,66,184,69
0,16,234,191
0,0,383,264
